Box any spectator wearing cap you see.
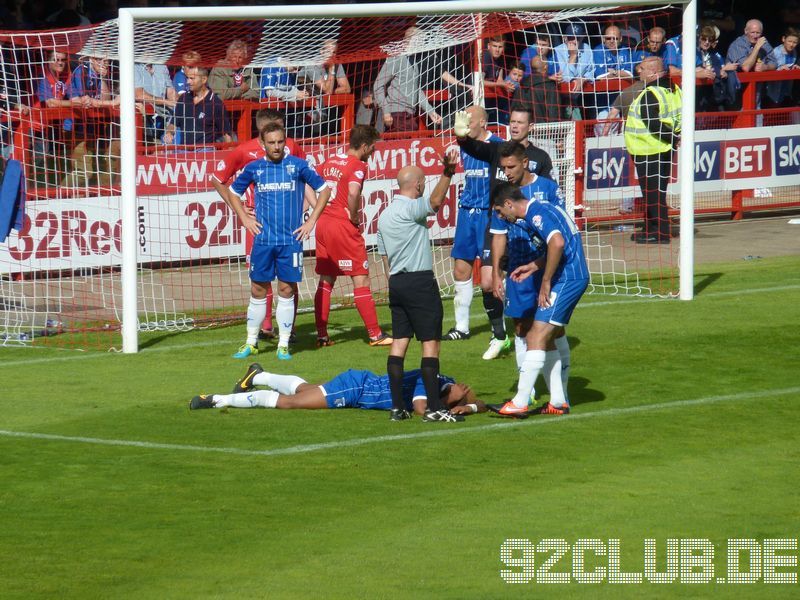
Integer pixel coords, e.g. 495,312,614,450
553,22,594,118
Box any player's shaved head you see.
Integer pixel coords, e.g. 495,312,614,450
397,165,425,197
466,105,487,122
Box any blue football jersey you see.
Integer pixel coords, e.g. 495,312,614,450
521,200,589,281
489,212,545,271
230,155,326,246
359,370,456,408
520,174,564,209
459,133,504,209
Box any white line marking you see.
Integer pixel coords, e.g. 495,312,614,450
1,387,797,458
1,283,798,369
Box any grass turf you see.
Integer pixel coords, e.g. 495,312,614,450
1,256,798,598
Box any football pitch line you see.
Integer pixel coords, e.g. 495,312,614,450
1,386,798,458
1,282,798,370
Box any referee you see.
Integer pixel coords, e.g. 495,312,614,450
377,150,463,423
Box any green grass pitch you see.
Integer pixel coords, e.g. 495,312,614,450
1,256,798,598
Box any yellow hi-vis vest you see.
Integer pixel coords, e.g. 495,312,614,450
624,84,682,156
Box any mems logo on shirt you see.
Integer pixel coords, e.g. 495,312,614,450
257,182,296,192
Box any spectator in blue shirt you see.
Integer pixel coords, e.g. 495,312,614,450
164,66,233,148
764,27,799,107
591,25,635,122
725,19,777,73
552,22,594,118
633,27,668,64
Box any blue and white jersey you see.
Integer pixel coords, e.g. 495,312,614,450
592,45,635,78
520,174,564,209
230,155,326,246
358,369,456,409
521,199,589,281
489,212,545,271
663,34,682,71
459,132,504,209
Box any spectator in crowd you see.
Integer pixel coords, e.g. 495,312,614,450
296,39,351,96
164,66,233,148
259,59,309,101
519,32,558,78
67,55,120,186
295,39,351,136
635,27,668,63
764,27,799,108
725,19,777,73
512,56,562,123
481,35,516,124
34,48,89,184
355,88,384,132
373,26,442,132
695,26,740,113
553,22,595,119
504,61,525,92
172,50,201,97
134,60,177,143
623,56,681,244
592,24,635,123
208,39,260,101
663,33,684,76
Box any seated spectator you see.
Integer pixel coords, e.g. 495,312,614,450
355,88,384,132
552,22,595,118
634,27,668,64
295,39,352,136
34,48,89,185
696,26,740,112
725,19,777,73
296,39,351,96
173,50,201,97
372,26,442,132
259,60,309,101
0,45,30,160
764,27,799,107
135,60,177,143
208,39,260,101
512,55,562,123
164,66,233,148
68,55,121,186
592,25,635,122
519,32,558,77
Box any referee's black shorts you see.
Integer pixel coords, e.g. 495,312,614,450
388,270,443,341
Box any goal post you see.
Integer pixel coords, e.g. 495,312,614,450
116,0,696,353
0,0,696,351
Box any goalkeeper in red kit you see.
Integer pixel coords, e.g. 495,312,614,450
313,125,392,347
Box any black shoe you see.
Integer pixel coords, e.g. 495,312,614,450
422,409,465,422
190,394,215,410
631,233,670,244
231,363,263,394
442,327,470,341
390,408,412,421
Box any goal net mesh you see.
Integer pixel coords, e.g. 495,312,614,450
0,4,682,349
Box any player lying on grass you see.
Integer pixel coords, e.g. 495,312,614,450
190,363,487,416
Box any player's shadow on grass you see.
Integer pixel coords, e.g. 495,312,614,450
693,272,723,296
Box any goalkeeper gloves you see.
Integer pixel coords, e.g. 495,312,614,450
453,111,470,137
